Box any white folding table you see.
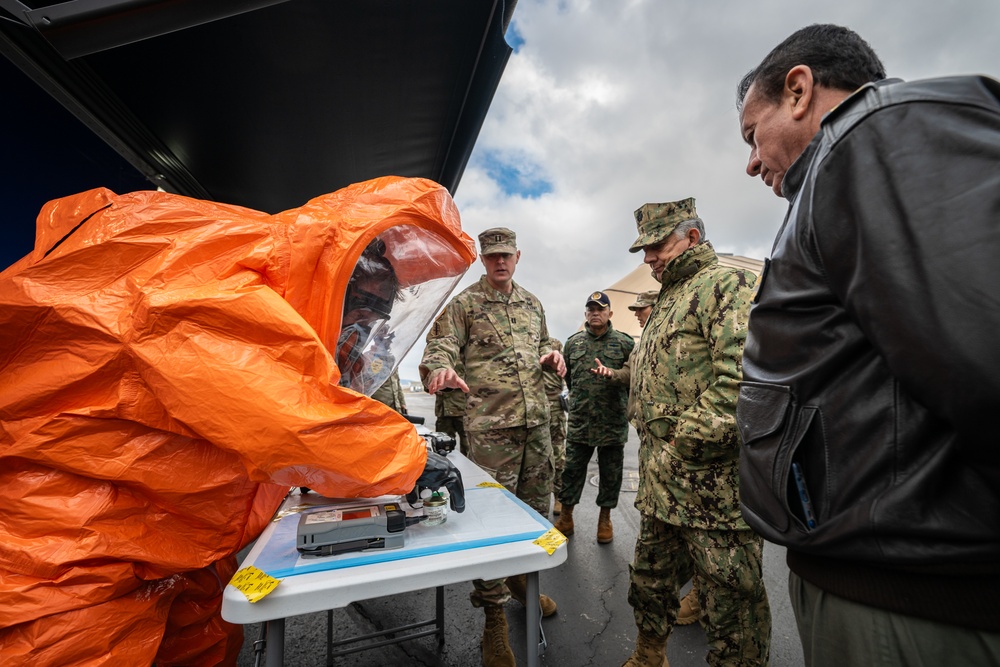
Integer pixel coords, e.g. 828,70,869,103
222,454,567,666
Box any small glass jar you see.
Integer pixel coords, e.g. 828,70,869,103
423,495,448,526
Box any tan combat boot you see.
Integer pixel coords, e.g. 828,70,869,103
553,499,562,515
676,582,703,626
507,574,557,617
621,631,669,667
553,503,575,536
481,605,515,667
597,507,614,543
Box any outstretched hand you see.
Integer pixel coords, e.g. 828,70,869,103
590,358,614,378
540,350,566,377
426,367,470,394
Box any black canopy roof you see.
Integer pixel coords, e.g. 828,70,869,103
1,0,515,267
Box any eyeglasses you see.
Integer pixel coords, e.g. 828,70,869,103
345,288,393,319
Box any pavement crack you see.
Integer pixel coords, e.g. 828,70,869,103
576,582,617,666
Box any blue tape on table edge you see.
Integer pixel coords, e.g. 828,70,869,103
254,487,551,579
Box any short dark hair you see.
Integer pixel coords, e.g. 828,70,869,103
736,24,886,112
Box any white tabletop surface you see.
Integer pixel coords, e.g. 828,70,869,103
222,452,567,624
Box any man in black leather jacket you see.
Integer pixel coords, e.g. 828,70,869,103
735,24,1000,665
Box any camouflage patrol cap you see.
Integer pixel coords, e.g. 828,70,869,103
628,197,700,253
478,227,518,255
628,290,659,311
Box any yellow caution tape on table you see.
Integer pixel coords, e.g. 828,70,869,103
230,565,281,603
534,528,567,555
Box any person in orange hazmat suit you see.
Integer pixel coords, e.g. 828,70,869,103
0,176,475,666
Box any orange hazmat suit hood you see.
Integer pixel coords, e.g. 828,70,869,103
0,176,475,665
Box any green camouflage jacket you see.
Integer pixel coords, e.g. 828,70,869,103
420,276,553,432
603,353,637,419
630,241,756,529
564,323,634,446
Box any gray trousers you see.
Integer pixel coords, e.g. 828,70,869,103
790,571,1000,666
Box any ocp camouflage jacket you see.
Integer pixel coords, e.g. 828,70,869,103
420,276,553,432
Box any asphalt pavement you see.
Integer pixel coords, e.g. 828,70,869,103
236,391,805,667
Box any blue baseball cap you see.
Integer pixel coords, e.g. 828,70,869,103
586,291,611,308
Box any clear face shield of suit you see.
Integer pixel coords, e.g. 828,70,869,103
335,230,464,396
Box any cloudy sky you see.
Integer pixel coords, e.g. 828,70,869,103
397,0,1000,383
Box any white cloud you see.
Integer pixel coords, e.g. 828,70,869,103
397,0,1000,384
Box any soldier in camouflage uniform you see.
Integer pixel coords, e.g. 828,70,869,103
542,338,567,516
371,369,407,414
419,227,566,667
621,198,770,667
592,289,657,422
628,289,658,328
553,291,633,544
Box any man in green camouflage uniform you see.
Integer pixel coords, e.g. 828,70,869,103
621,198,770,667
592,290,657,421
419,227,565,667
542,337,567,516
371,369,407,414
553,291,633,544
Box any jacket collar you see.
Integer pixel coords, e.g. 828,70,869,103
660,241,718,290
782,78,907,199
478,274,525,302
584,321,615,339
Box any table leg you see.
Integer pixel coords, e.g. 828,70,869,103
436,585,446,645
525,571,546,667
265,617,285,667
327,609,333,666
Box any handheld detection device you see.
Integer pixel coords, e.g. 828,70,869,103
296,502,407,557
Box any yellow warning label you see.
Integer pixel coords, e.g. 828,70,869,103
230,565,281,603
534,528,568,555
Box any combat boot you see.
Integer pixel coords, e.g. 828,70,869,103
621,631,669,667
481,605,515,667
676,583,703,626
507,574,557,617
553,499,562,515
597,507,613,544
553,503,574,536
